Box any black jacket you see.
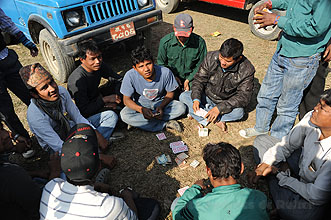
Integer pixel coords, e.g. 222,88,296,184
191,51,255,115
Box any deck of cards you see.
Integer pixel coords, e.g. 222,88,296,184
156,133,166,140
177,186,190,196
170,141,188,154
175,152,189,169
155,154,172,166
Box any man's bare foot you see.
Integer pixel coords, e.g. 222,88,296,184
99,154,117,170
215,121,228,133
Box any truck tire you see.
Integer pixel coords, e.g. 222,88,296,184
248,0,286,41
156,0,179,14
39,29,75,83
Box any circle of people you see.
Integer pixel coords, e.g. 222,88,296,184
1,2,331,220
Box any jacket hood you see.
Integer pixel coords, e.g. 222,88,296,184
23,0,89,8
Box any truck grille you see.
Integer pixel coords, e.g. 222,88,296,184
86,0,138,24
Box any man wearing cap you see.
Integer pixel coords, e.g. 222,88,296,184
157,13,206,93
0,8,38,147
19,63,115,168
40,123,160,220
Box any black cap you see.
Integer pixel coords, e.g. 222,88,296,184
61,123,99,183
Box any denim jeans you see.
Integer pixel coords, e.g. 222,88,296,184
253,135,328,220
255,50,320,139
120,99,186,132
88,110,118,140
179,91,244,126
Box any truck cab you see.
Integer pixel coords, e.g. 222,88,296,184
1,0,162,82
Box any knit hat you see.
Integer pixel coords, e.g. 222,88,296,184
61,123,99,183
19,63,52,89
174,14,193,37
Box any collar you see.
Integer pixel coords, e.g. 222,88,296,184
217,57,244,74
212,184,242,193
169,32,193,47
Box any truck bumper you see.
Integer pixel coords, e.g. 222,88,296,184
58,9,162,57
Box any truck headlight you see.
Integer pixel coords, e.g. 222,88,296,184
64,11,81,27
138,0,148,7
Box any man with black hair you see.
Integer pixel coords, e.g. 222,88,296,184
120,46,186,132
157,13,207,92
180,38,255,132
40,123,160,220
67,40,123,141
251,89,331,220
172,142,268,219
19,63,116,168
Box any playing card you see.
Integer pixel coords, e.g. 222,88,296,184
156,133,166,140
170,141,185,148
177,152,189,161
178,186,190,196
172,145,188,154
198,127,208,137
195,108,208,117
190,160,200,168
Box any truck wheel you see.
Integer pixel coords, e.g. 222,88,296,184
248,0,285,41
156,0,179,14
39,29,75,83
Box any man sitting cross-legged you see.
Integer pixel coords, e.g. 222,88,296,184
67,40,123,142
172,142,268,220
180,38,255,132
19,63,115,168
120,46,186,132
40,123,160,220
250,89,331,220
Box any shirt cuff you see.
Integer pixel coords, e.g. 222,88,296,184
193,99,200,103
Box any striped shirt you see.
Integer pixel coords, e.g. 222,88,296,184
40,178,137,220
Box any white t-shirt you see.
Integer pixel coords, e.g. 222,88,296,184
40,178,137,220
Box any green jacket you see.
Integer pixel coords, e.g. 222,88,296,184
173,184,269,220
272,0,331,57
157,32,207,82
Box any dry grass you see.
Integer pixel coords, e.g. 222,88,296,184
8,2,331,219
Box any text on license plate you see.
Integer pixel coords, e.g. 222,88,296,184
110,22,136,42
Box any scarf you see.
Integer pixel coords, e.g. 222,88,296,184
33,97,71,141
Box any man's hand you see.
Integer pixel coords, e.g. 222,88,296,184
205,106,220,123
184,79,190,91
249,163,278,184
103,94,121,104
253,11,278,28
194,179,207,189
95,131,108,152
30,48,38,57
16,136,31,148
141,107,154,120
323,43,331,62
193,100,200,113
154,106,164,120
175,77,182,86
254,0,272,14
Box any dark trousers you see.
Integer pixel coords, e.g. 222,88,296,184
134,198,160,220
0,49,31,137
299,59,329,120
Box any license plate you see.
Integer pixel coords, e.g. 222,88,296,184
110,22,136,42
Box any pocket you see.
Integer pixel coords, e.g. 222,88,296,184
289,54,320,69
168,53,179,67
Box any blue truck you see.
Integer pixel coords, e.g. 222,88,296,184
1,0,162,82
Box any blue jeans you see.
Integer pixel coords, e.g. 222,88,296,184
88,110,118,140
253,135,327,220
120,99,186,132
179,91,244,126
255,51,320,139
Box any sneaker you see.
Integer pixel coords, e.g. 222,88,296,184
95,168,111,183
239,128,268,138
22,149,35,159
165,120,183,132
109,131,125,142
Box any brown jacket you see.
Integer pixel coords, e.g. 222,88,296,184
191,51,255,115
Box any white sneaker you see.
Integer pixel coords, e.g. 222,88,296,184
239,128,268,138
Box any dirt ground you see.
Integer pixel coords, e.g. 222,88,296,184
8,2,331,219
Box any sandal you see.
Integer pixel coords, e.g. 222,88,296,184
95,168,111,183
